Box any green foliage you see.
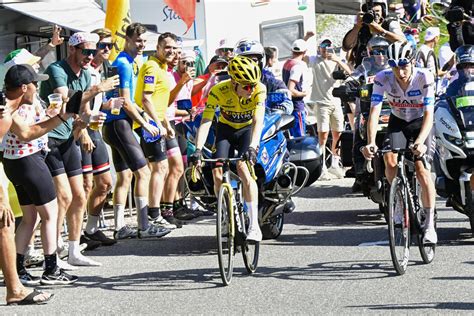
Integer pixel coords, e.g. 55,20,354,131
316,15,337,34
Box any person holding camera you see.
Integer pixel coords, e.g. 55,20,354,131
445,0,473,51
343,0,405,68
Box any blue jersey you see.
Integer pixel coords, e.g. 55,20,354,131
105,51,138,123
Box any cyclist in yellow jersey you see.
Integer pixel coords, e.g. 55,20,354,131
192,55,266,241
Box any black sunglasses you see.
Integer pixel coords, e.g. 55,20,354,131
80,48,97,56
98,42,113,50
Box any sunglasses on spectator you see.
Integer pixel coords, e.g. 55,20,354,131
222,48,233,53
388,58,411,67
98,42,114,50
80,48,97,56
320,43,332,48
240,83,257,92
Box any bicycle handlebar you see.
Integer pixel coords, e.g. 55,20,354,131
190,157,257,183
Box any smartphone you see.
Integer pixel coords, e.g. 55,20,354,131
326,47,335,55
65,90,83,114
107,66,118,78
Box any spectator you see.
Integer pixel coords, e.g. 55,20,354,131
101,23,168,240
282,39,309,137
343,0,405,67
81,28,119,247
0,69,55,304
4,64,79,285
134,32,183,228
39,32,111,266
215,39,234,60
264,46,280,78
416,27,440,76
305,38,351,180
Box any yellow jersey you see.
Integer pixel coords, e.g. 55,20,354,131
202,80,266,129
134,55,170,128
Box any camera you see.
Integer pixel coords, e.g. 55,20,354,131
185,61,195,68
363,10,376,24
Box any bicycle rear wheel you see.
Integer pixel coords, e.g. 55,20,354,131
241,212,260,273
217,184,235,286
388,177,410,275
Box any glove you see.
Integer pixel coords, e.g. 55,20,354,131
243,147,258,165
189,148,202,165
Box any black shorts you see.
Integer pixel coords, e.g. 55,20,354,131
137,122,180,163
46,137,83,178
80,129,110,175
3,150,56,206
383,115,435,162
102,119,147,172
214,122,252,161
174,122,188,157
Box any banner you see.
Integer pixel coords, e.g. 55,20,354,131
105,0,131,61
163,0,196,33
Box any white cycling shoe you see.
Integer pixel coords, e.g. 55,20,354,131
423,226,438,245
247,226,262,242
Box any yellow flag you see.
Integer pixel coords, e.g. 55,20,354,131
105,0,131,61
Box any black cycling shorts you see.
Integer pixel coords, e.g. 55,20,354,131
137,121,180,163
46,136,83,178
3,150,56,206
383,114,435,162
214,122,252,162
174,122,188,157
80,129,110,175
102,119,147,173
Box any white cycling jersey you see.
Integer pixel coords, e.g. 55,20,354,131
371,67,435,122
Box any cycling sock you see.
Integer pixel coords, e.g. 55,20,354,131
68,240,81,258
114,204,125,230
161,203,174,217
424,207,435,229
173,199,185,210
135,196,149,230
85,215,100,234
16,253,26,274
148,207,160,220
245,201,259,230
44,254,57,273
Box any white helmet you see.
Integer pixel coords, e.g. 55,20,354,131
387,41,415,66
234,38,265,58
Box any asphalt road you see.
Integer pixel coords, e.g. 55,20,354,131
2,177,474,314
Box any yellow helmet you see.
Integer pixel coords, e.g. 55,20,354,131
228,55,261,85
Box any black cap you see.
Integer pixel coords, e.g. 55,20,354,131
4,64,48,88
209,55,228,66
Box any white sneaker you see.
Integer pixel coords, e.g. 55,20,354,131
328,166,345,179
423,226,438,245
153,215,177,230
55,257,78,271
318,169,332,181
247,226,262,242
68,254,102,267
138,224,171,239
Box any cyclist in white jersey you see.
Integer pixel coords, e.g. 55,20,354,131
363,41,437,245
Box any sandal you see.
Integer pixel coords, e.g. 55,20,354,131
7,289,54,306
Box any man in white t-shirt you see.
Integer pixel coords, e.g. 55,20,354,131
415,27,440,76
305,38,352,180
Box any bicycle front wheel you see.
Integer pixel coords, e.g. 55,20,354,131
388,177,410,275
217,184,235,286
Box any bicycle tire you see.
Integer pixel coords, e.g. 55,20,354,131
241,210,260,273
217,184,235,286
388,177,410,275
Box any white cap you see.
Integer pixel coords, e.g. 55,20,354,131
68,32,99,47
215,38,233,54
3,49,41,71
291,39,307,53
424,27,440,41
181,50,195,61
